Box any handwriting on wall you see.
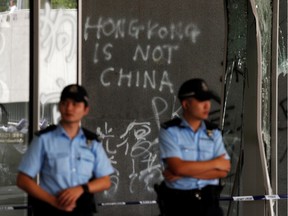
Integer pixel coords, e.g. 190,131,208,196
84,17,200,42
84,16,201,94
97,121,162,194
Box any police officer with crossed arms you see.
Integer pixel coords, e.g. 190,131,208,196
158,78,230,216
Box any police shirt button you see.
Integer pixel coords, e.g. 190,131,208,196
72,168,76,172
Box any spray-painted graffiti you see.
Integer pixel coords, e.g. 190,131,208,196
84,17,201,43
100,68,174,93
40,3,76,63
97,121,162,194
84,16,201,99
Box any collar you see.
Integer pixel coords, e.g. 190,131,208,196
57,124,85,139
179,116,207,132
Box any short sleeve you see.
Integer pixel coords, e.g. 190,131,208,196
213,130,230,160
93,142,114,178
159,127,182,159
18,136,44,178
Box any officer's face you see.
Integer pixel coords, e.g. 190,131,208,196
182,97,211,121
59,98,89,124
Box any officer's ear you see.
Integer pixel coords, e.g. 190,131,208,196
181,99,189,110
83,105,90,115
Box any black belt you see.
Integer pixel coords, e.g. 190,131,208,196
161,183,223,201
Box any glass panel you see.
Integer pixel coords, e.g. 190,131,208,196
221,1,247,215
0,0,30,215
254,0,273,174
39,0,77,126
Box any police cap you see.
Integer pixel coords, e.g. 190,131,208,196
60,84,89,106
178,78,216,101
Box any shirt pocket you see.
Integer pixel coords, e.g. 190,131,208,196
179,144,197,160
76,151,95,177
199,138,215,160
47,153,70,175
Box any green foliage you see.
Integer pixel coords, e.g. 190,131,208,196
51,0,77,9
0,0,77,11
0,0,8,12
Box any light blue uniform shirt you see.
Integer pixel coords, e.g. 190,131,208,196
159,117,229,190
18,125,114,195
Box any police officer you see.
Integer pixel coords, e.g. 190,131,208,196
158,78,230,216
17,84,114,216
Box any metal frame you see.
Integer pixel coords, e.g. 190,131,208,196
29,0,40,141
271,0,279,215
77,0,82,84
28,1,40,215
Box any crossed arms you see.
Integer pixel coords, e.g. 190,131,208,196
163,154,231,181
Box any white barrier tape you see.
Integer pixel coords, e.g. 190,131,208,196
99,194,288,206
1,195,287,210
98,200,158,206
221,194,286,201
0,205,28,211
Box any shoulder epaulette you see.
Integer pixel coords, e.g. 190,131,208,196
204,120,219,130
35,125,57,136
204,120,220,138
82,127,100,142
161,117,182,129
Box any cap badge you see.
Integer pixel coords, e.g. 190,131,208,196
86,139,92,148
206,129,213,137
69,85,78,93
201,82,208,91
